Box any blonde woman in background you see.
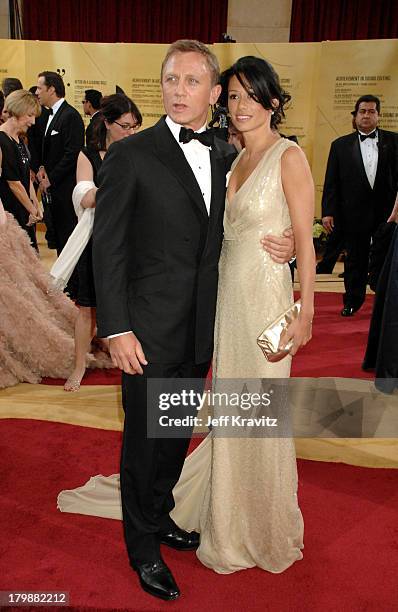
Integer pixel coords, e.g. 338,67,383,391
0,90,42,249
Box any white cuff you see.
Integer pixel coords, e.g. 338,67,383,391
107,331,133,339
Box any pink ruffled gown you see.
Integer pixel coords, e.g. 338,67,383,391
0,212,108,389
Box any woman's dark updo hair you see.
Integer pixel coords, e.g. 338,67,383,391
219,56,291,130
91,93,142,151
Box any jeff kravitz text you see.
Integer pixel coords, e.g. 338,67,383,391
158,414,278,427
157,389,278,428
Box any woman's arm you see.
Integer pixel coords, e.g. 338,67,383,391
29,178,42,211
76,151,97,209
280,145,315,354
7,180,39,217
28,178,43,223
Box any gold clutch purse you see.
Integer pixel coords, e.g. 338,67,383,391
257,301,301,362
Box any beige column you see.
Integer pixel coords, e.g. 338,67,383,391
226,0,293,42
0,0,9,38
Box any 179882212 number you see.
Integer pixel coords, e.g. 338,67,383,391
0,591,69,606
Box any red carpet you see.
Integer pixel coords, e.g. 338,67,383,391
1,418,397,611
42,292,375,386
291,292,374,379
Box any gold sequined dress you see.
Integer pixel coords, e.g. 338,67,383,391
57,138,304,574
193,138,304,573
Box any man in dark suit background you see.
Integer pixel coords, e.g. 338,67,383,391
93,40,294,601
322,95,398,316
25,89,55,248
36,71,84,256
83,88,102,146
27,92,50,174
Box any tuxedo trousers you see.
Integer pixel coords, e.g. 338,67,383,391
343,231,373,308
121,360,210,566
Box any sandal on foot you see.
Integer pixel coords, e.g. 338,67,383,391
64,376,83,392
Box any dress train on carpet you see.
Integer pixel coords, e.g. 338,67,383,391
57,433,212,531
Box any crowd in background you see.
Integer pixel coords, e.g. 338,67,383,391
0,71,397,392
0,73,141,389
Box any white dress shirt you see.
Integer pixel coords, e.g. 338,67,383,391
165,115,212,214
358,129,378,188
45,97,65,135
108,115,212,339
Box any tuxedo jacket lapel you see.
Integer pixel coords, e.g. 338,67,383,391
374,129,387,189
153,118,208,218
43,101,67,141
209,141,227,222
196,143,227,257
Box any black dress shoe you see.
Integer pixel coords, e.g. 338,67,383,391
341,305,356,317
135,559,180,601
160,527,200,551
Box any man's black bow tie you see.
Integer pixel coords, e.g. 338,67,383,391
359,131,376,141
179,127,214,147
48,108,53,115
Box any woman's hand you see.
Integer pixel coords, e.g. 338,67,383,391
27,212,41,226
279,313,313,356
27,202,43,226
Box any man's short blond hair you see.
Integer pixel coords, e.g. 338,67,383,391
161,39,220,87
5,89,41,118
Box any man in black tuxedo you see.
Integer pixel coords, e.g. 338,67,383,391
36,71,84,256
26,102,56,248
83,88,102,146
322,95,398,316
93,40,293,601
